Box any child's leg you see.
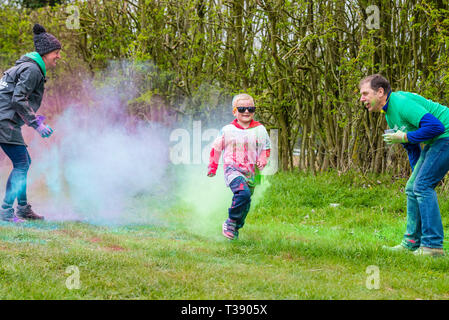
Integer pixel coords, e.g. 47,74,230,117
228,176,252,229
236,185,255,229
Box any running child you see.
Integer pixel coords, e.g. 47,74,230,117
207,93,271,240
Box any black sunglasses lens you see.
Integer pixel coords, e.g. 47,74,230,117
237,107,256,113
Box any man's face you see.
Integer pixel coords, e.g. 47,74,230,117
233,98,255,125
359,82,384,112
42,49,61,69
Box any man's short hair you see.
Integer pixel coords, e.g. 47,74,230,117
359,74,391,94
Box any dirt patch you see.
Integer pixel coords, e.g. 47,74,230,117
87,237,125,251
104,245,126,251
53,229,126,251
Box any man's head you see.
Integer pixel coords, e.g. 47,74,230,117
33,23,62,69
359,74,391,112
232,93,256,126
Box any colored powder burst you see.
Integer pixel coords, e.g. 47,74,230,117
21,70,173,226
0,60,275,233
172,164,231,238
30,110,170,225
172,165,273,239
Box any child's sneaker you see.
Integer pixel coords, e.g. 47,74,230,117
16,204,44,220
0,207,25,223
222,219,238,240
382,244,416,252
413,247,445,257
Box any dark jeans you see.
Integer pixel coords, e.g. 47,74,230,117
228,176,255,229
0,143,31,206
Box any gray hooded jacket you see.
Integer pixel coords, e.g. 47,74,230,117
0,55,44,145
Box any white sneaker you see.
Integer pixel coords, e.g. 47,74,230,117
382,244,415,252
413,247,445,257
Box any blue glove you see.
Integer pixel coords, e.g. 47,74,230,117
35,115,54,138
36,123,54,138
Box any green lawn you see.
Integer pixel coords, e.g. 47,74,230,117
1,170,449,299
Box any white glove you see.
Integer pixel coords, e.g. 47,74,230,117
383,130,407,144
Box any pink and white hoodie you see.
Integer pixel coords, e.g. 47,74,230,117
208,119,271,186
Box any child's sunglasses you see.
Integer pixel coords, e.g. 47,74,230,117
237,106,256,113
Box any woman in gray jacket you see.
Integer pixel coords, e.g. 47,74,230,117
0,23,60,222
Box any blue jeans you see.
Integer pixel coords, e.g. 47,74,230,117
0,143,31,206
402,137,449,249
228,176,255,229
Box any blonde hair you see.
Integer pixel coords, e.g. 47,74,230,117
232,93,254,112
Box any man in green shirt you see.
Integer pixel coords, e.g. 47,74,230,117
360,74,449,257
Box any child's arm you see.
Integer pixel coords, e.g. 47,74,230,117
208,148,222,177
256,149,270,170
207,133,224,177
256,126,272,170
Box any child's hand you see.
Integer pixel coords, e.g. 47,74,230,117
256,158,267,170
257,149,270,170
207,167,217,177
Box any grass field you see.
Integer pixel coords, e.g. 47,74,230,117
1,170,449,300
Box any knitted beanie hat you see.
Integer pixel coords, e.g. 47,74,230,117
33,23,62,56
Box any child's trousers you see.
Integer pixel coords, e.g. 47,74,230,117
228,176,255,229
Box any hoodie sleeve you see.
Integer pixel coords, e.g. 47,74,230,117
208,130,225,173
10,66,40,129
258,126,271,159
406,113,445,143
